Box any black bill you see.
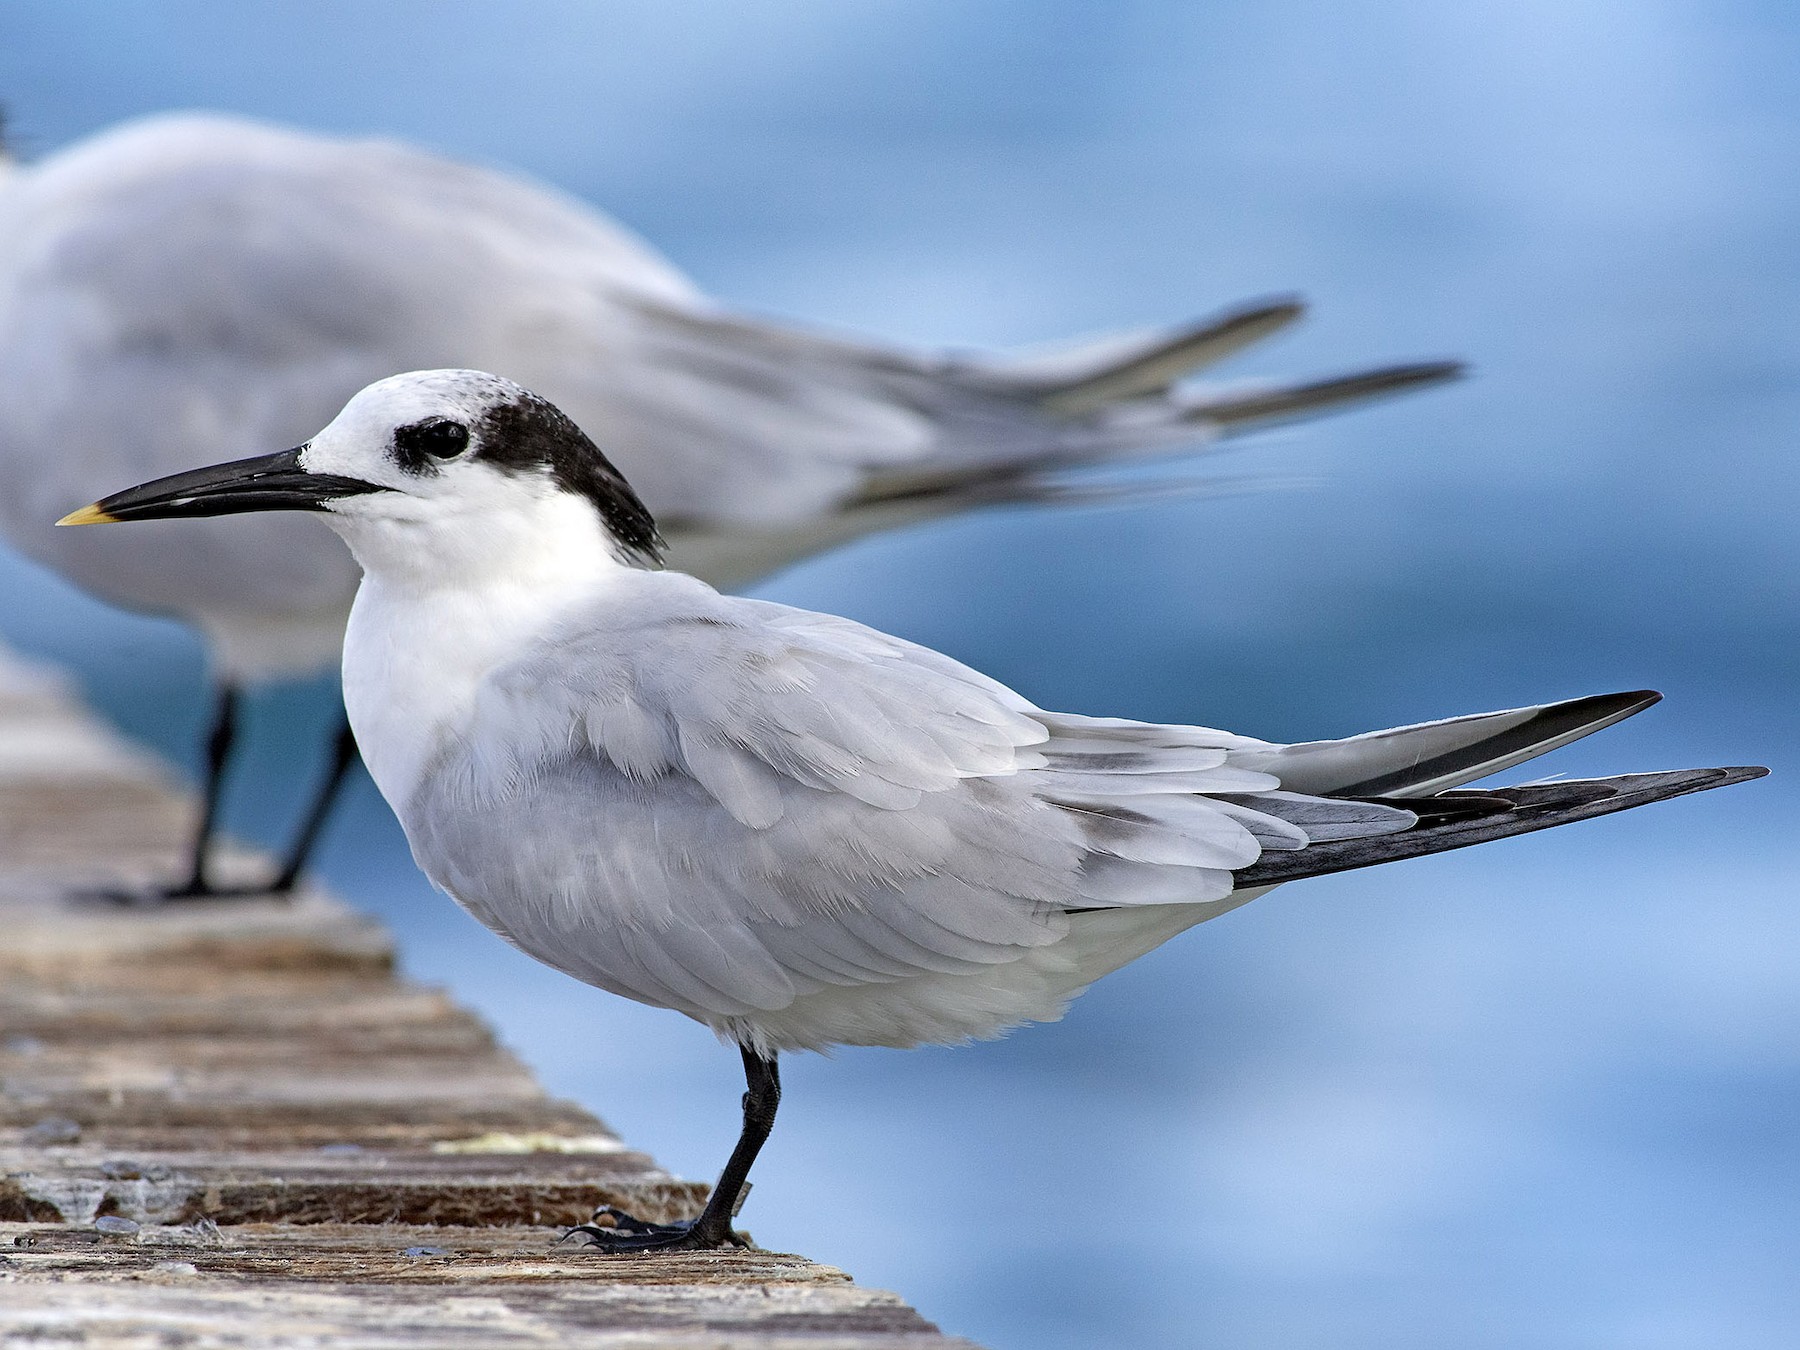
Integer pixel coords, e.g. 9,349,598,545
59,447,385,525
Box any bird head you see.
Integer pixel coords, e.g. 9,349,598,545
60,369,664,584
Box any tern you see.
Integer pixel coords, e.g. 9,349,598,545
63,370,1766,1251
0,112,1460,900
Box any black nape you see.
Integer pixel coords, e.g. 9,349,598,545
472,393,664,565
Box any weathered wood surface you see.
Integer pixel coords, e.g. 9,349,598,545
0,649,975,1347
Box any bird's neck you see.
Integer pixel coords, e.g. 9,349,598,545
335,497,637,808
334,488,629,598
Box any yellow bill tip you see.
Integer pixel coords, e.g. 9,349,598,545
56,502,119,526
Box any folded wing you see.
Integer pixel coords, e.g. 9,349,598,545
422,584,1408,1019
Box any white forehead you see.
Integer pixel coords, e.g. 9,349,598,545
319,369,524,451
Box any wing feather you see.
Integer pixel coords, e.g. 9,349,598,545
414,579,1422,1032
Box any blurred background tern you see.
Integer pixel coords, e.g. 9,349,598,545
0,112,1459,900
62,367,1765,1252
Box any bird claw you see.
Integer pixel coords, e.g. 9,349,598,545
560,1206,747,1253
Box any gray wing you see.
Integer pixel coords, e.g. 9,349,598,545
407,579,1412,1024
629,296,1464,563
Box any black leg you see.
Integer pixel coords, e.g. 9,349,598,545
161,682,241,899
96,692,353,906
268,714,358,894
567,1047,780,1253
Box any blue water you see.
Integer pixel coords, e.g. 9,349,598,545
1,4,1796,1346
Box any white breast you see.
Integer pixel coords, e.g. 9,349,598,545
341,576,495,811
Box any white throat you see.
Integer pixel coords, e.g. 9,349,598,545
331,486,633,809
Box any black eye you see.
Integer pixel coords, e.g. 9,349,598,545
395,418,470,462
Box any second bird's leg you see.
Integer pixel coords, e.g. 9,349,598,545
161,682,242,899
150,696,356,903
268,714,359,894
568,1046,780,1253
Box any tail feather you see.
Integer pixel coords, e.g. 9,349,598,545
1236,691,1665,797
1232,767,1768,887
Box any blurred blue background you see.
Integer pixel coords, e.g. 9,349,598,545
0,3,1794,1347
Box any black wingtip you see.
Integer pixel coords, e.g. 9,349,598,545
1585,688,1662,717
1155,295,1307,346
1191,358,1469,429
1369,358,1470,389
1327,688,1666,798
1034,298,1314,416
1552,765,1769,806
1712,765,1771,787
1211,295,1307,327
1233,764,1766,888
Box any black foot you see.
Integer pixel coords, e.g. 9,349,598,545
74,878,298,909
561,1206,747,1254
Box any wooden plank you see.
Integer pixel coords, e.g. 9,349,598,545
0,649,976,1347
